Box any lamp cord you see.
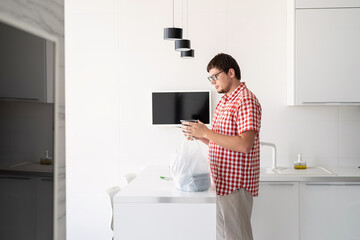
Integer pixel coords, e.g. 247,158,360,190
182,0,188,37
182,0,183,30
186,0,188,38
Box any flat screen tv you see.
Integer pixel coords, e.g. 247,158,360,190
152,90,211,126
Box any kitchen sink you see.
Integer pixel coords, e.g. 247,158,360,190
261,166,336,176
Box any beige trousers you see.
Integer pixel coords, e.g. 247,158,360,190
216,188,254,240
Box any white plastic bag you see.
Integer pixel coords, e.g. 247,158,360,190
170,139,211,192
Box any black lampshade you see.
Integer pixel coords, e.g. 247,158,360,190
181,49,194,58
164,27,183,40
175,39,191,51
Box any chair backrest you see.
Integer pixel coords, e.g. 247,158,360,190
125,173,136,184
106,173,136,235
106,186,121,231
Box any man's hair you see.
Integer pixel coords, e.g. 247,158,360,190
207,53,241,80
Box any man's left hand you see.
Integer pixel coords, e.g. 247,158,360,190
181,120,209,139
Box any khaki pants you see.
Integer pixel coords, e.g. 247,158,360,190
216,188,254,240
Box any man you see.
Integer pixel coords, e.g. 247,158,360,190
182,53,262,240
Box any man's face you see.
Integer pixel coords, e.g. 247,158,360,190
208,68,231,94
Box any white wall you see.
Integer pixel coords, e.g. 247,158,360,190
116,0,360,168
65,0,121,239
66,0,360,239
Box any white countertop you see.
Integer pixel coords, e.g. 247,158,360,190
114,165,217,203
260,166,360,182
0,161,53,177
114,165,360,203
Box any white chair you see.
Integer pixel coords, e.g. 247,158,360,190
106,186,121,237
124,173,136,184
106,173,136,239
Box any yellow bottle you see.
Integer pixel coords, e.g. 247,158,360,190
294,154,307,169
40,150,52,165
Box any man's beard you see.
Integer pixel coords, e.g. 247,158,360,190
217,85,230,94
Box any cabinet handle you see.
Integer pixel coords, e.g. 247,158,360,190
297,7,360,10
0,97,39,101
0,176,31,180
262,183,295,186
302,102,360,104
305,183,360,186
41,178,53,182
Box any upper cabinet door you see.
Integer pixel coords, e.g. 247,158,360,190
0,22,54,103
295,8,360,103
294,2,360,104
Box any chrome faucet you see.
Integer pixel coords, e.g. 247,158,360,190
260,142,277,170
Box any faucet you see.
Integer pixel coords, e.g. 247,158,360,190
260,142,277,170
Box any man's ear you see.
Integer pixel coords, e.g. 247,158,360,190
228,68,236,78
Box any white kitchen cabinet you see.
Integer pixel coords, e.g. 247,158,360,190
0,174,53,240
0,22,54,103
300,182,360,240
114,166,216,240
288,0,360,105
115,203,216,240
252,182,299,240
0,175,36,240
35,177,54,240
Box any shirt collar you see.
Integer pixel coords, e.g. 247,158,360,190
223,82,246,102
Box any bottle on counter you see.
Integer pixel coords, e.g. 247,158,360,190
294,153,307,169
40,150,53,165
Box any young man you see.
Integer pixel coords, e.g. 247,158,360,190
182,53,262,240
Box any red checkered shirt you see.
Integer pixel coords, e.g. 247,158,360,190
209,82,262,196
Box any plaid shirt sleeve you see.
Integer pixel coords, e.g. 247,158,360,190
236,97,261,135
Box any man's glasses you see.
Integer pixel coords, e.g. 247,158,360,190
207,71,224,82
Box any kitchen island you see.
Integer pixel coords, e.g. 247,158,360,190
113,165,360,240
113,166,216,240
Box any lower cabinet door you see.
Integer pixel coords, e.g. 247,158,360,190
114,202,216,240
35,177,54,240
0,175,36,240
252,182,299,240
300,182,360,240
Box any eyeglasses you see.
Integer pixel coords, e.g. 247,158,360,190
207,71,224,82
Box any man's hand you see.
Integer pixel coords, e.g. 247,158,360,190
181,121,195,140
181,120,210,140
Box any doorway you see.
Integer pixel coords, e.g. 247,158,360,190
0,20,56,240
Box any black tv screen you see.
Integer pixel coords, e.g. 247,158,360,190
152,91,210,125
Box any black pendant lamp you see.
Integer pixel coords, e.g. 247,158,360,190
164,28,182,40
175,39,191,51
164,0,183,40
181,49,194,58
